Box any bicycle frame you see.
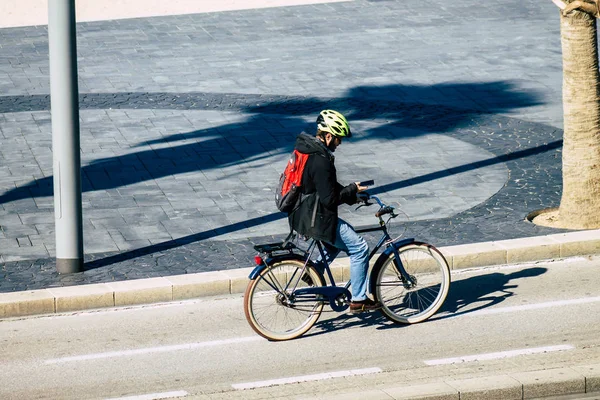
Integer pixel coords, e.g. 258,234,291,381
287,224,416,311
349,225,416,289
248,195,417,311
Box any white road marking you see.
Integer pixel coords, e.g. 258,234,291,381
424,344,575,366
45,336,261,364
232,367,382,390
105,391,188,400
450,256,587,276
466,296,600,317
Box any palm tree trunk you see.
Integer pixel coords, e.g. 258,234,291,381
557,6,600,228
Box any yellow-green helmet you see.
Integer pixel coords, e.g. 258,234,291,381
317,110,352,138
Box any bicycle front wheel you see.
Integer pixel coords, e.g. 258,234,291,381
244,259,325,341
374,243,450,324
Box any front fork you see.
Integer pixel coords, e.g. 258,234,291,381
390,245,417,289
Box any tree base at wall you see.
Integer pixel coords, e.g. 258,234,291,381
528,207,600,229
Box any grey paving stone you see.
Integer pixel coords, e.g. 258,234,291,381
83,230,119,252
1,245,49,262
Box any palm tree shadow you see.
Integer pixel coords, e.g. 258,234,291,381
245,81,543,124
0,81,543,207
0,81,548,273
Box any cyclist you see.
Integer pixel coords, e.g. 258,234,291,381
288,109,382,313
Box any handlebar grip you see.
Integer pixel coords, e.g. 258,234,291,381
375,206,394,218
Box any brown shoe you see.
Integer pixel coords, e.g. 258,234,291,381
349,298,382,313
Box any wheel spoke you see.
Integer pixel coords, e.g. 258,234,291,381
376,244,449,324
244,260,324,341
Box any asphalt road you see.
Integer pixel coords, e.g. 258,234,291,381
1,256,600,399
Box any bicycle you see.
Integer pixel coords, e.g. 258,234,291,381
243,193,451,341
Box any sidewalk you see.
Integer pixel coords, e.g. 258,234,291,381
0,0,571,295
0,1,572,301
0,0,576,306
0,0,584,313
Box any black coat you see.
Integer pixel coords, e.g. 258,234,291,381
288,133,358,243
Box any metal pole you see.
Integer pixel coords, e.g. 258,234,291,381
48,0,83,273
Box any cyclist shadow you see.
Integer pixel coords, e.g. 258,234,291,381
432,266,547,320
308,311,395,338
306,266,547,337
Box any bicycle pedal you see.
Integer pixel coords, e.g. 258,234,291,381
300,273,314,286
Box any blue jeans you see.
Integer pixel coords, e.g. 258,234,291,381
318,219,370,301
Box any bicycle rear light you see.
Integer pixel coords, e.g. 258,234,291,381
254,255,264,265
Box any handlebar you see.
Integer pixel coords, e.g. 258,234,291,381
356,191,397,219
375,205,395,217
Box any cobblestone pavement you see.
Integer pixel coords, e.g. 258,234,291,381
0,0,572,292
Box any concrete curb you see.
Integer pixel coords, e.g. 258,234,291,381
321,364,600,400
2,229,600,319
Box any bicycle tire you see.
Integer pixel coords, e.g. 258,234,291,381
244,259,325,341
373,242,450,324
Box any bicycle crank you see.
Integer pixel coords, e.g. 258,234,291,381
330,292,350,312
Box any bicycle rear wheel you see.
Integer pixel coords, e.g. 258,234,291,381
374,243,450,324
244,259,325,341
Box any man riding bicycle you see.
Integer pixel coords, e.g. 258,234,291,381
288,110,382,313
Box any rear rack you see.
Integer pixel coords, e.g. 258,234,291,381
253,241,297,254
253,232,314,258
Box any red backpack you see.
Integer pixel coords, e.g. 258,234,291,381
275,150,309,213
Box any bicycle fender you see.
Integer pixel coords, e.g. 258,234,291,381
248,264,267,280
247,254,313,280
390,238,415,249
370,238,415,274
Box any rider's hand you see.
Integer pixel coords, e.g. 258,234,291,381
355,182,368,192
